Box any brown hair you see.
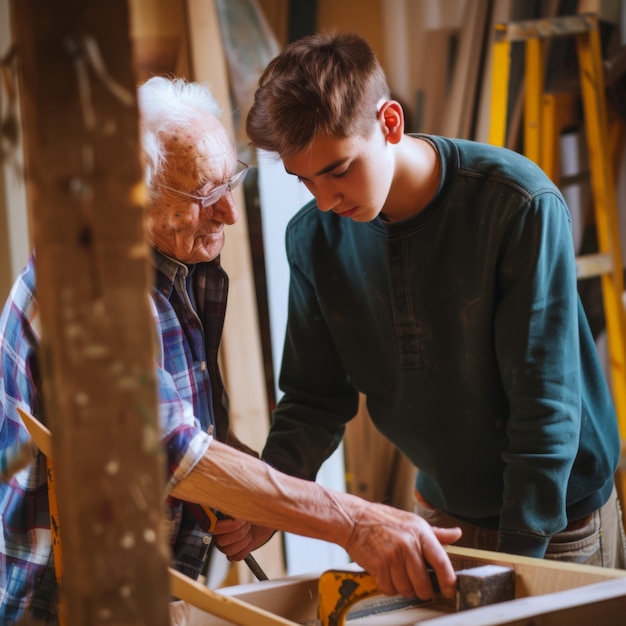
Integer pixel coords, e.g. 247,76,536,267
246,32,390,159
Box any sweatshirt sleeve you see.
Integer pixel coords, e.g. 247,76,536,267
494,189,581,555
262,218,359,480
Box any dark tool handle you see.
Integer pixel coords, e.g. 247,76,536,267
204,506,270,581
244,554,269,581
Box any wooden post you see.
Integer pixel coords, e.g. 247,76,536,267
10,0,170,623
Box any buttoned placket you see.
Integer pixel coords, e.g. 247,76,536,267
175,266,215,435
386,235,422,369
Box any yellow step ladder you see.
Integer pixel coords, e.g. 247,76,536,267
488,13,626,526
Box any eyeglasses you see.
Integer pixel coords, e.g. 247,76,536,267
159,160,249,208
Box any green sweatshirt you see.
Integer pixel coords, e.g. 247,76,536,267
262,135,620,558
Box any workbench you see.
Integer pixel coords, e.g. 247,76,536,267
186,546,626,626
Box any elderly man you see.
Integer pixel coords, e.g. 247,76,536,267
0,76,460,624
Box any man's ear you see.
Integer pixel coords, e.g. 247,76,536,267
378,100,404,144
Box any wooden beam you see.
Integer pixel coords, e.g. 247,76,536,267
441,0,491,139
185,0,270,459
10,0,170,623
414,27,457,134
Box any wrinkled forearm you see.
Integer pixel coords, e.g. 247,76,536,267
170,438,356,548
172,440,462,600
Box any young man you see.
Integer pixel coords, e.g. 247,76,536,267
242,32,626,566
0,76,460,624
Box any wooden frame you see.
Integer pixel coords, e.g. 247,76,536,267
186,546,626,625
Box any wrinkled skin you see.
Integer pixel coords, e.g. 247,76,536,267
145,114,239,264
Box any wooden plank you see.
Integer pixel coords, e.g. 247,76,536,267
184,0,283,583
188,573,321,626
441,0,491,139
185,0,270,461
414,27,457,135
169,569,301,626
10,0,170,623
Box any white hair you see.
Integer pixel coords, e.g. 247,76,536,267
137,76,222,193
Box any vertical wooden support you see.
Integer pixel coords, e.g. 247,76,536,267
440,0,491,139
10,0,171,623
185,0,285,582
186,0,270,457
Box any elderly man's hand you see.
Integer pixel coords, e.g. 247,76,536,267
173,441,460,598
212,517,274,561
343,501,462,600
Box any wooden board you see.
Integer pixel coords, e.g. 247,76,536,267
184,0,284,584
185,0,271,473
440,0,490,139
414,27,457,135
187,546,626,625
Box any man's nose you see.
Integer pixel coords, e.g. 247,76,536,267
315,185,341,213
209,191,239,225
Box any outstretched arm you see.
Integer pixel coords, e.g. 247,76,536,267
171,439,461,599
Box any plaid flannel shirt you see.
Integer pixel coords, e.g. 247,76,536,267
0,250,228,624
